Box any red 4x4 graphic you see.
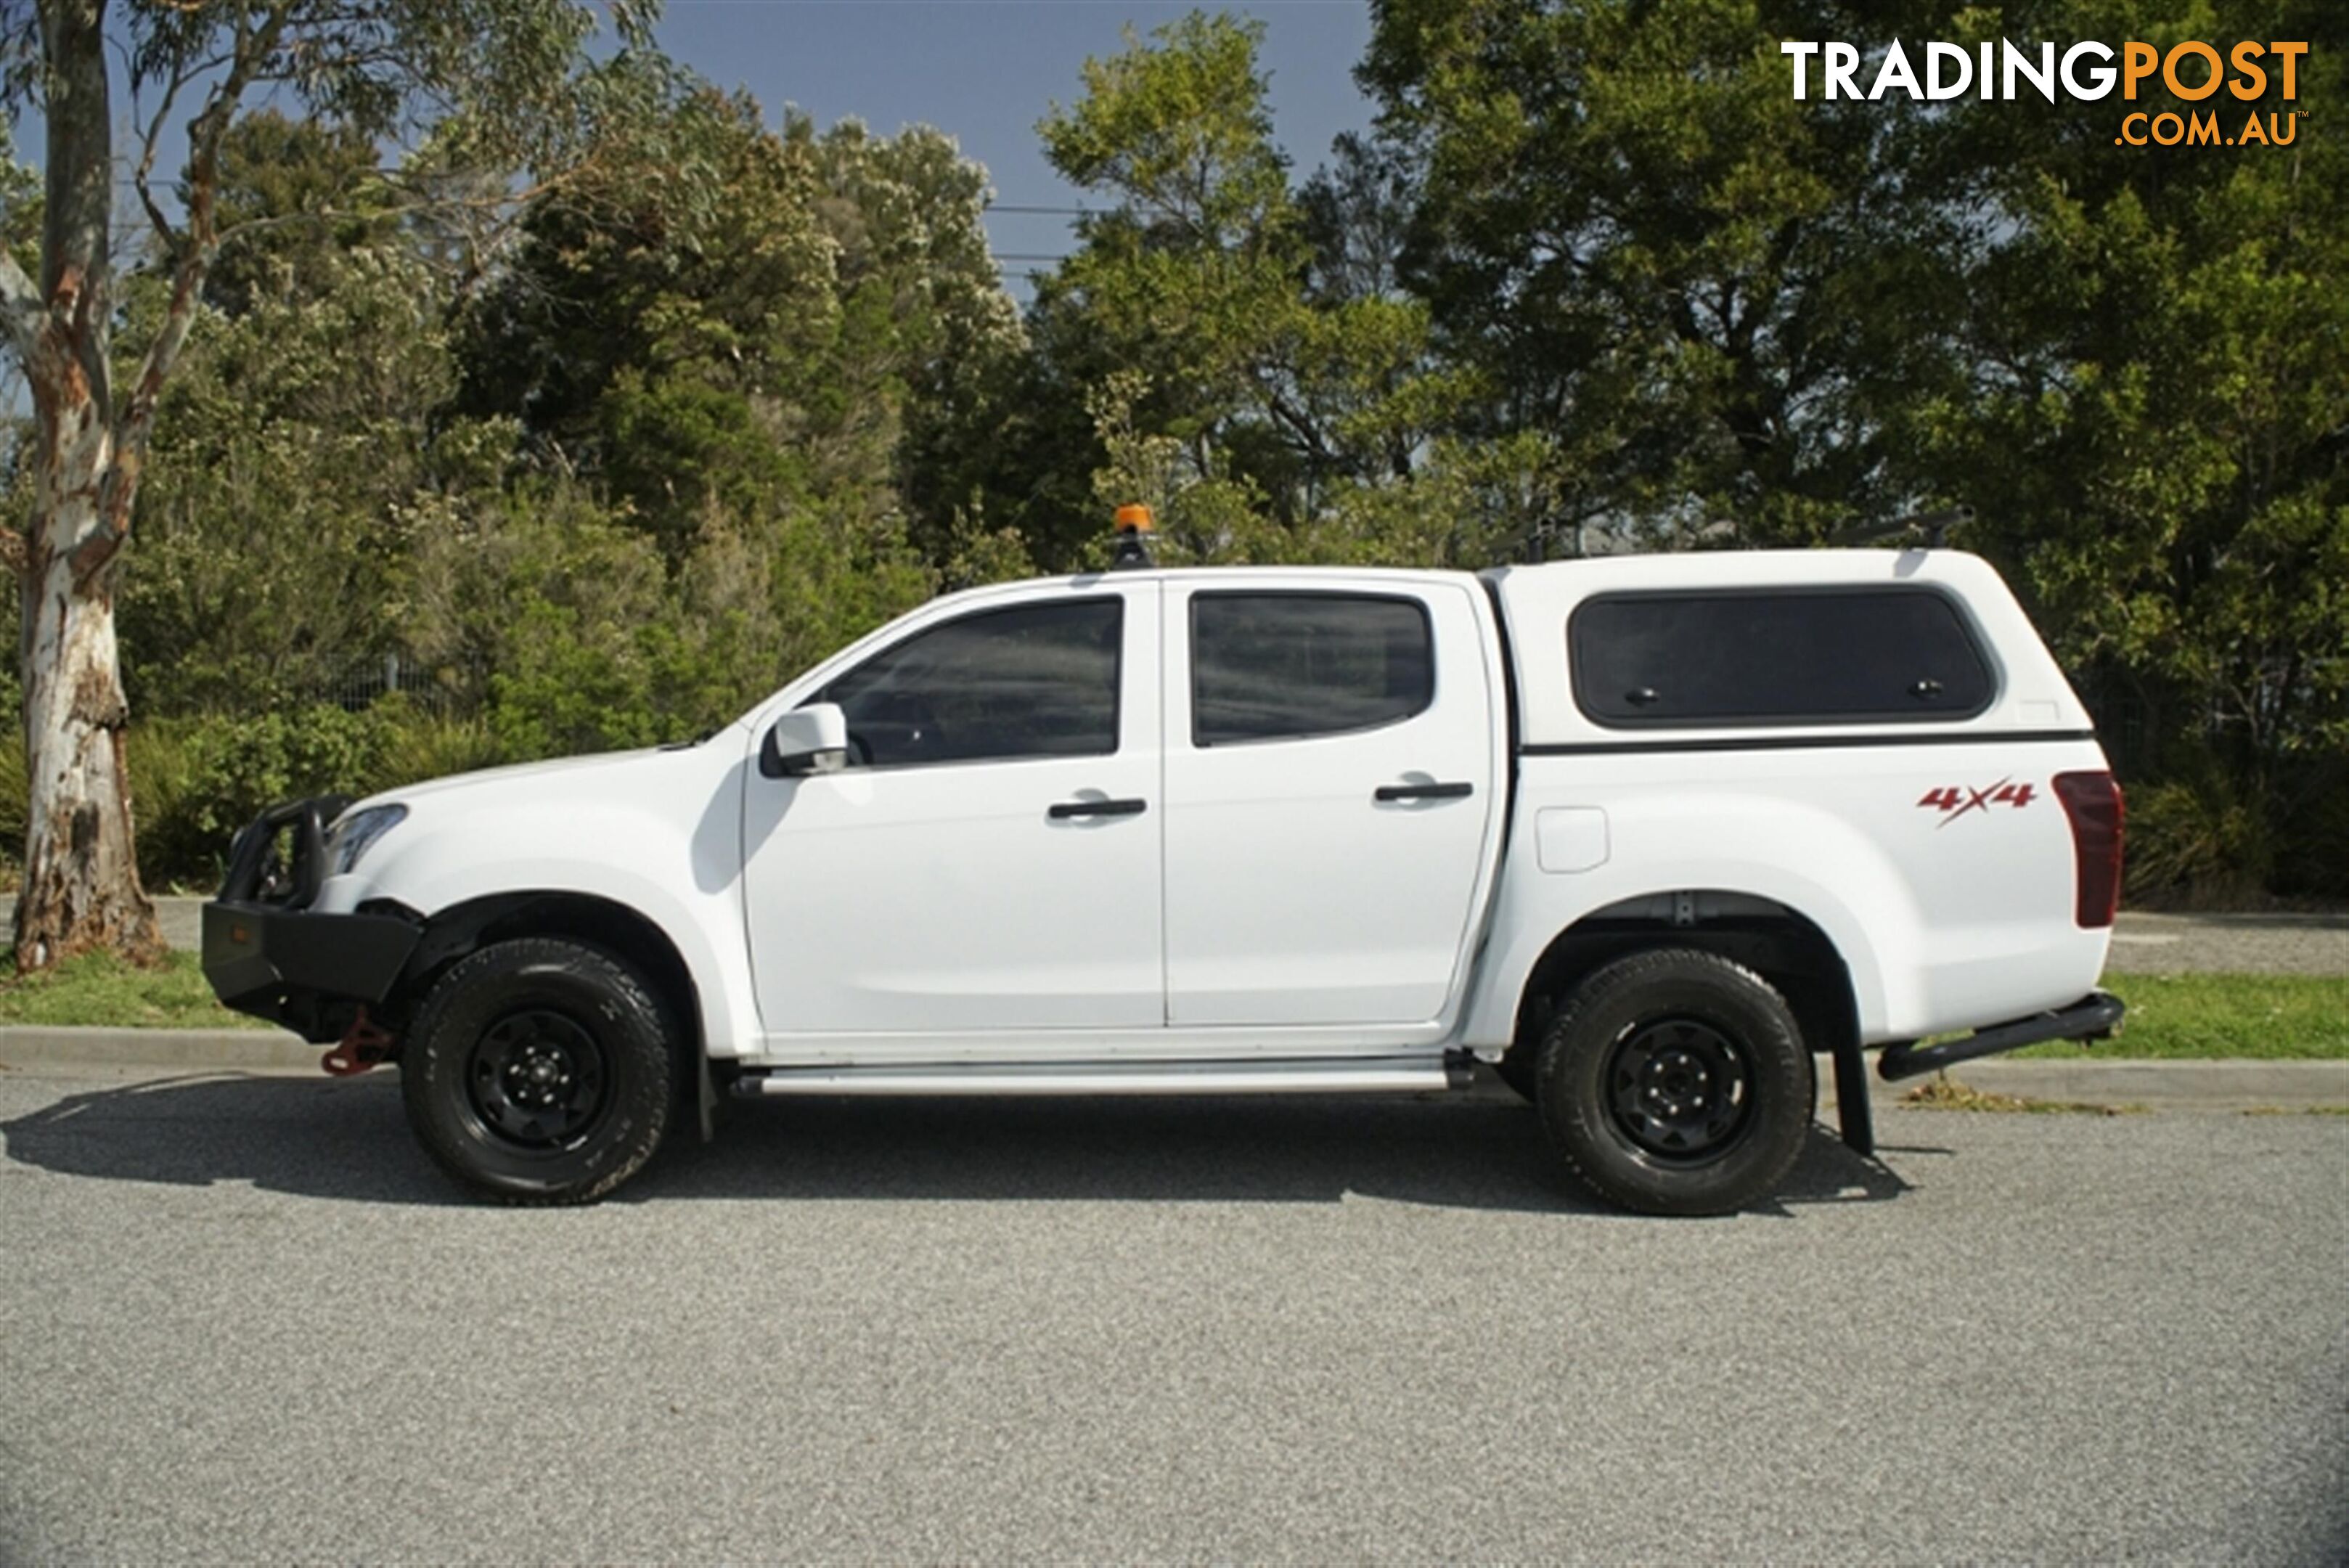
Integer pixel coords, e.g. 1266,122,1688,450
1919,778,2035,825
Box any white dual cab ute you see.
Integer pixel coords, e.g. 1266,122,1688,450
204,544,2126,1214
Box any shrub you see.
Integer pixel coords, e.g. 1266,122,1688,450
126,701,508,890
0,731,23,869
130,706,383,888
2123,772,2276,909
2270,758,2349,902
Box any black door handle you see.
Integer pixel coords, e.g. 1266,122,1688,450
1048,796,1148,820
1374,781,1474,803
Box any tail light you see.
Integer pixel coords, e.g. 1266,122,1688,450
2052,771,2125,928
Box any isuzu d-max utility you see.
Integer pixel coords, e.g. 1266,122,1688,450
204,545,2124,1214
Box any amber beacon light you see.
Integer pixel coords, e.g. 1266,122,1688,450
1111,503,1156,569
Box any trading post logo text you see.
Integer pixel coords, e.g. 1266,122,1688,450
1781,39,2310,147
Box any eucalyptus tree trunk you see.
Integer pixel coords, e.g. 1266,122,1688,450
2,0,165,968
14,396,161,968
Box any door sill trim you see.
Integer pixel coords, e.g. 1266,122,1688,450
733,1054,1471,1098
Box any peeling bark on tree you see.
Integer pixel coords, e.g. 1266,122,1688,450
15,552,163,971
14,328,162,968
4,0,166,970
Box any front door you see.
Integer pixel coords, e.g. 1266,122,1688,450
743,583,1162,1037
1161,579,1498,1026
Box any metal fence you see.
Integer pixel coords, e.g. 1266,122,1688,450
304,653,491,716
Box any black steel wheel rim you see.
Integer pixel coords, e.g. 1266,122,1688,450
1604,1016,1754,1164
465,1008,610,1151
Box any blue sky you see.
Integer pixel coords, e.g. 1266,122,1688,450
655,1,1379,290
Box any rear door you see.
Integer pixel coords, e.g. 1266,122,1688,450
1161,579,1498,1026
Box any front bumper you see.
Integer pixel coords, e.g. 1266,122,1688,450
201,797,421,1042
1876,991,2127,1082
203,901,420,1038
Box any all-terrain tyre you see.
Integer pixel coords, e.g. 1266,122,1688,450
401,938,679,1204
1536,948,1813,1216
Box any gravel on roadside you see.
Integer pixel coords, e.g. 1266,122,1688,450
2105,910,2349,976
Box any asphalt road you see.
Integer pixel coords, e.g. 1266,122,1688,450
2,1067,2344,1563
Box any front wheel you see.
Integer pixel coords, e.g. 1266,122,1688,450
401,938,679,1204
1536,949,1813,1216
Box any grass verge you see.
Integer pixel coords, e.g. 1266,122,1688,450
2009,973,2348,1060
0,948,269,1029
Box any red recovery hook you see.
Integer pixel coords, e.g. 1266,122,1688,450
322,1007,399,1076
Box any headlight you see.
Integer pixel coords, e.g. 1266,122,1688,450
325,804,407,876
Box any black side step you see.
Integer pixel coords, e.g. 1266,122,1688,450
1876,992,2126,1082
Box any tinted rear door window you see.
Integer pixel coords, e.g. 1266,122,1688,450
1192,594,1434,746
1569,589,1994,725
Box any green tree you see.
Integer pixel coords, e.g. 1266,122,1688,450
194,110,396,316
1360,0,2347,894
1360,0,1973,552
456,86,839,560
123,242,498,716
1912,0,2348,895
0,0,665,968
457,88,1013,669
1031,11,1473,565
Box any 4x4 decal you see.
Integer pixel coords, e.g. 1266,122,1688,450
1919,778,2035,825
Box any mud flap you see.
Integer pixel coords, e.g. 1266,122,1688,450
1833,1039,1874,1158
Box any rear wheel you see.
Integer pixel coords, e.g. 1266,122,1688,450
401,938,679,1204
1535,948,1813,1215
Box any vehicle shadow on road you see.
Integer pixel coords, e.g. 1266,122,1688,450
642,1093,1911,1216
0,1071,1908,1214
0,1071,456,1205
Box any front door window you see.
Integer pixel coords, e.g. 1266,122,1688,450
818,600,1122,768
